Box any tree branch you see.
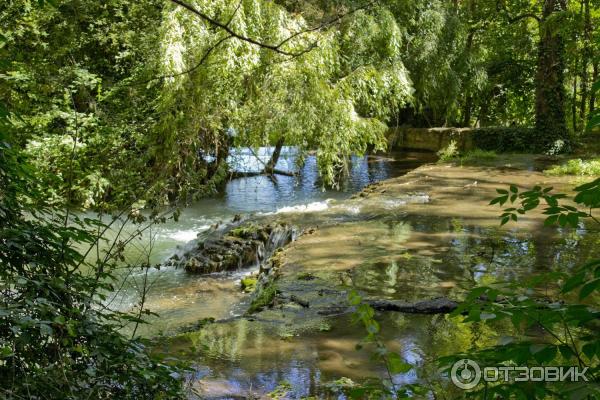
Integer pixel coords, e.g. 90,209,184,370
496,0,541,23
168,0,377,57
274,0,378,49
136,0,377,85
169,0,304,56
224,0,242,27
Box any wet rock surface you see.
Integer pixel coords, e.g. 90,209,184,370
168,220,300,274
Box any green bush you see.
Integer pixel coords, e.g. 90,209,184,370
471,127,539,153
436,140,460,162
545,158,600,176
437,144,498,165
0,108,186,398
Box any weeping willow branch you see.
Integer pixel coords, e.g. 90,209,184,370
169,0,305,56
139,33,234,84
224,0,242,27
168,0,376,57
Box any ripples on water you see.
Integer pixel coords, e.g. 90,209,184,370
103,148,600,398
109,149,436,332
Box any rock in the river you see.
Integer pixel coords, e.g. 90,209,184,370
177,221,299,274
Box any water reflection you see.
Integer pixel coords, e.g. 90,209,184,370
223,148,434,213
112,150,436,335
116,149,600,397
165,313,498,399
171,215,600,398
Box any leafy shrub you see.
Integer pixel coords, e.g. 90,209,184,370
437,140,460,162
0,106,187,398
472,127,540,153
437,144,498,165
545,158,600,176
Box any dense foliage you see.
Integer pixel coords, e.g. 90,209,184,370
2,0,597,208
0,107,186,397
1,0,599,398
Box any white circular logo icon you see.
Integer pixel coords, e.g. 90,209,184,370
451,359,481,389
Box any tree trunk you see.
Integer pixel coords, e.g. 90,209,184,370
591,62,598,114
462,15,476,128
573,58,579,132
264,137,285,174
579,0,591,124
535,0,568,148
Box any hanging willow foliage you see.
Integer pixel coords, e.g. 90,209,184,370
153,0,413,190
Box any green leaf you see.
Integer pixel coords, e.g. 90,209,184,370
531,345,557,364
562,272,585,293
559,345,575,360
544,214,559,226
566,213,579,228
386,352,412,374
581,341,598,360
579,278,600,300
558,214,568,226
39,323,53,336
574,177,600,192
490,196,505,205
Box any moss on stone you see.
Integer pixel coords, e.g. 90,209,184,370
297,272,315,280
229,223,261,238
247,281,277,314
241,277,257,292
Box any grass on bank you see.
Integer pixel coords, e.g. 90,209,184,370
437,139,600,176
544,158,600,176
437,141,498,165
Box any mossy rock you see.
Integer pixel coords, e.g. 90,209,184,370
240,277,257,292
229,223,262,239
246,281,277,314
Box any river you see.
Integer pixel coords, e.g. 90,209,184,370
103,150,599,398
106,148,436,336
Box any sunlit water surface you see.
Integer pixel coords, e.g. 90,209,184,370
104,148,436,333
96,149,600,398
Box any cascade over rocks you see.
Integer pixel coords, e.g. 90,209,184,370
169,219,300,274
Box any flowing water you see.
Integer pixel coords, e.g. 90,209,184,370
158,215,599,399
107,148,436,335
103,151,600,398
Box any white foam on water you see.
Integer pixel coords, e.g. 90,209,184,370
274,200,332,214
382,199,407,209
336,204,361,214
169,230,199,242
382,194,430,209
165,225,212,242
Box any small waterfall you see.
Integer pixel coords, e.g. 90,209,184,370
170,221,300,274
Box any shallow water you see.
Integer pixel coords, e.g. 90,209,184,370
105,152,600,398
106,149,436,334
161,216,599,399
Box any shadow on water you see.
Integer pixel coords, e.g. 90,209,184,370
110,150,600,397
157,214,599,398
109,150,436,335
